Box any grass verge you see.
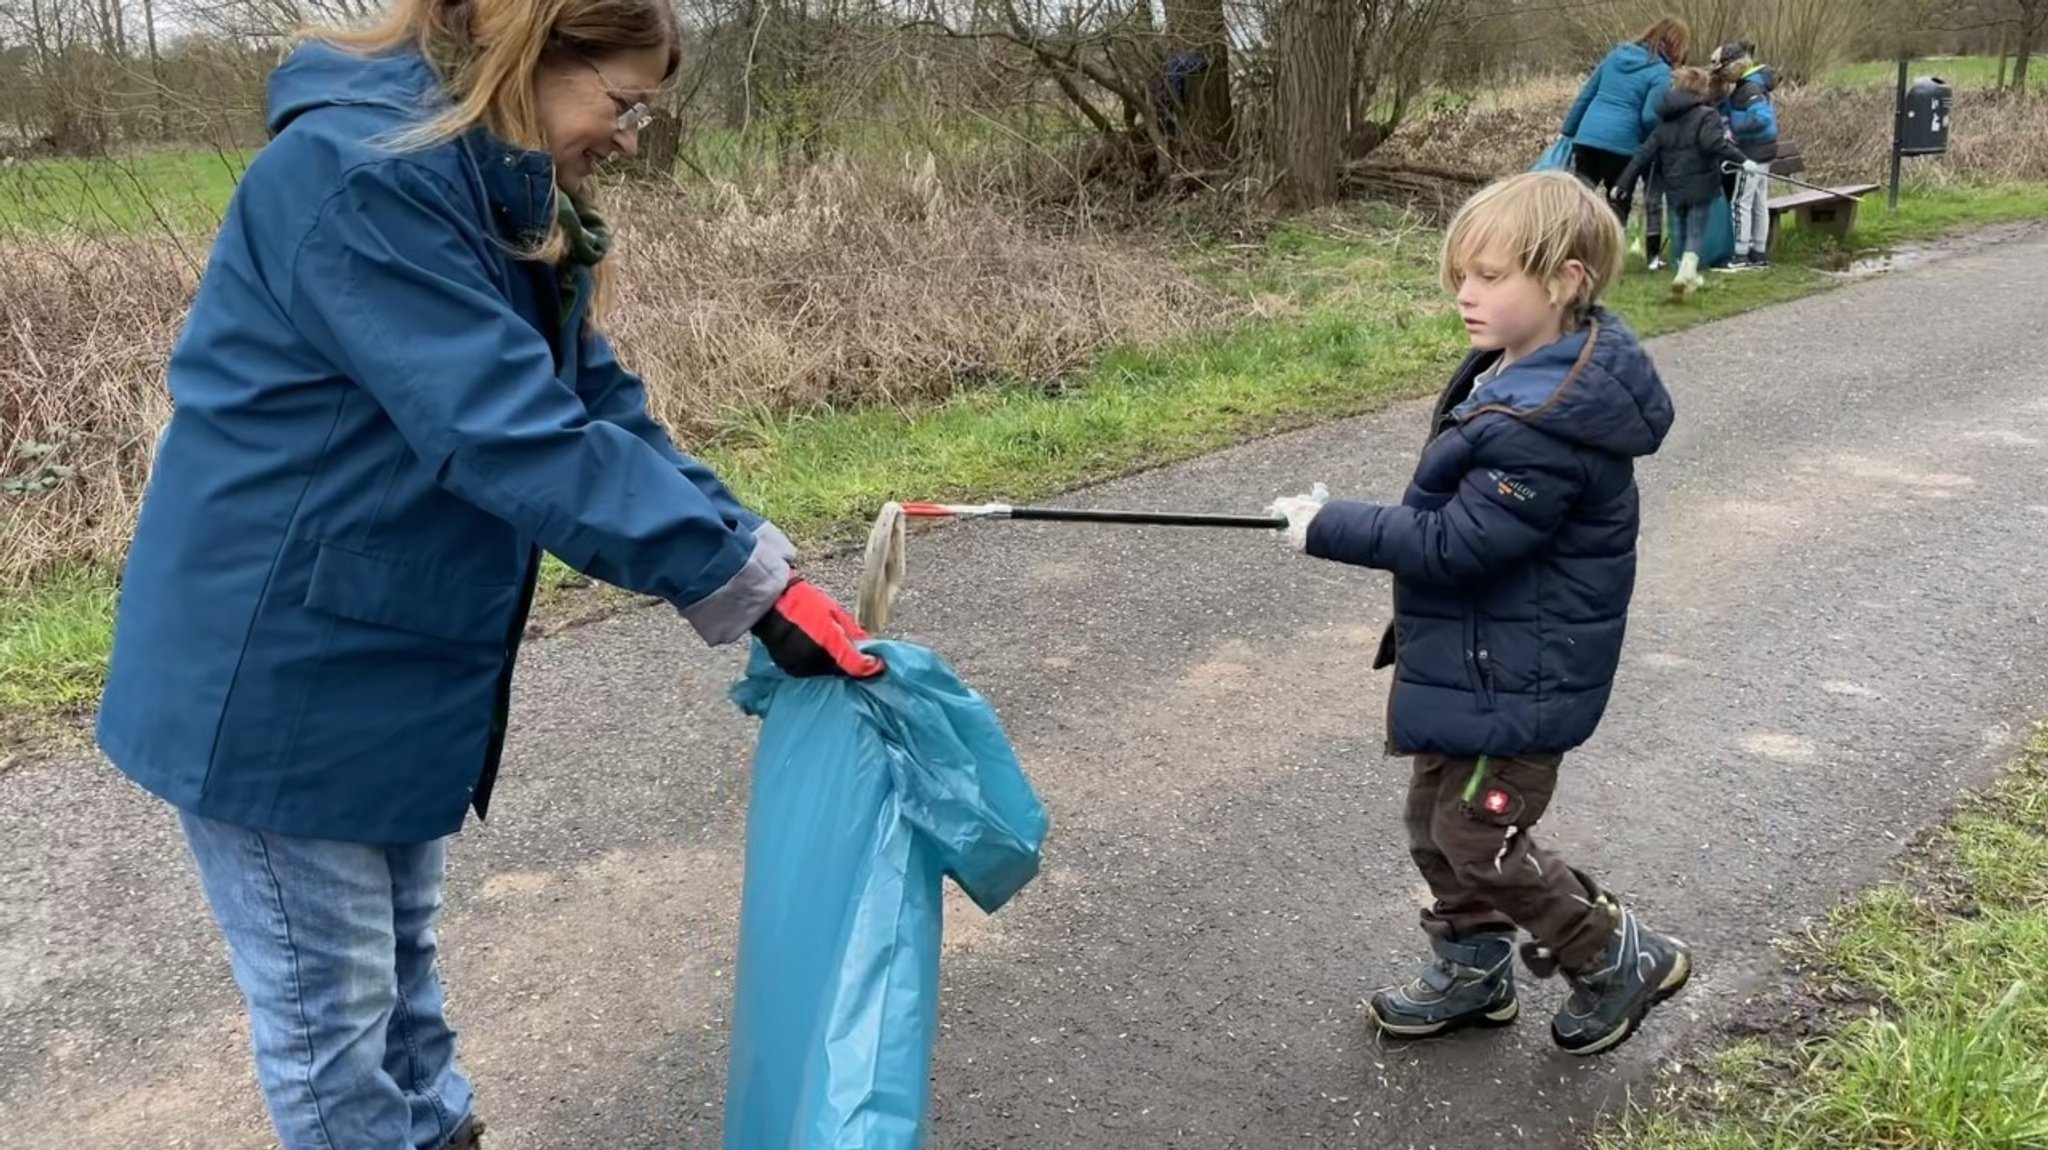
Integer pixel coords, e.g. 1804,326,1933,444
1593,726,2048,1150
0,568,117,760
1821,54,2039,93
0,149,250,233
6,185,2048,754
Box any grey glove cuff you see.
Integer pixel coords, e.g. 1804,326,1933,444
676,521,796,646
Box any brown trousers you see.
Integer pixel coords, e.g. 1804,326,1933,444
1404,752,1613,972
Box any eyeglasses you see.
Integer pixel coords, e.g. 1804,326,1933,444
614,100,654,135
576,54,655,135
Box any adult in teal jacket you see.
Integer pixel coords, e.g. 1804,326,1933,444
1561,17,1691,252
95,0,879,1144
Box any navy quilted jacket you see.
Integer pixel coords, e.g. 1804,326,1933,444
1307,310,1674,757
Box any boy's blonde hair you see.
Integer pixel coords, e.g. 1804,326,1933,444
1439,170,1625,320
1670,65,1712,96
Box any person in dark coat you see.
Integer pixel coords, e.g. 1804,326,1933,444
1268,170,1690,1057
1711,41,1780,269
1618,65,1762,296
94,0,880,1144
1560,17,1690,266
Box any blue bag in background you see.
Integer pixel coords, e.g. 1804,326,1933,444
1532,135,1574,172
722,639,1050,1150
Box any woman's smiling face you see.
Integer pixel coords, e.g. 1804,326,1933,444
536,46,664,192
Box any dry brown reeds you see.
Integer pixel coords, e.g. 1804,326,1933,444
0,156,1231,586
2,234,189,586
602,159,1233,442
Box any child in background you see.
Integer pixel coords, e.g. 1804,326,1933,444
1618,65,1762,296
1266,171,1691,1056
1712,41,1780,270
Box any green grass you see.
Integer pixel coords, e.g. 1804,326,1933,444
0,149,252,232
0,567,117,719
1594,731,2048,1150
1822,54,2042,93
1850,181,2048,243
6,184,2048,739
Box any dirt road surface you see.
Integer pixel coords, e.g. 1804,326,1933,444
7,233,2048,1150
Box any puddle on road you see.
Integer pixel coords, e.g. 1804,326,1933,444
1820,220,2046,281
1832,247,1936,278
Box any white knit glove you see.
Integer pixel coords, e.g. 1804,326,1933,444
1267,483,1329,552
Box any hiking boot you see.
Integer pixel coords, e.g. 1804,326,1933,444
1368,931,1520,1038
1541,883,1692,1056
447,1116,486,1149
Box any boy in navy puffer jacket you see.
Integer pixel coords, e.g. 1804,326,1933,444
1268,171,1692,1057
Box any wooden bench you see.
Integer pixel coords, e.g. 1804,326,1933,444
1767,182,1881,252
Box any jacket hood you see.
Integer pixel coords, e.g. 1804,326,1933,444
1745,63,1777,90
266,40,445,137
262,39,560,237
1605,41,1667,76
1657,86,1706,119
1456,309,1674,458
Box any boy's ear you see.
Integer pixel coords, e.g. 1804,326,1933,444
1551,259,1590,308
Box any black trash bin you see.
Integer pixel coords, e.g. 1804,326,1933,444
1900,76,1953,156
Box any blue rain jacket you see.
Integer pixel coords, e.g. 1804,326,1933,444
1561,41,1674,157
96,42,793,844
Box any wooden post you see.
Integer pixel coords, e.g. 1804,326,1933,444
1888,57,1907,212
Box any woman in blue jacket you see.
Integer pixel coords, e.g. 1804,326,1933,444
1561,17,1691,264
95,0,879,1144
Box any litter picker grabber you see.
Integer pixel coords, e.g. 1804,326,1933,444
854,500,1288,632
896,502,1287,530
1721,161,1859,200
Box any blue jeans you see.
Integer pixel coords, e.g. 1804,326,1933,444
179,811,476,1150
1671,198,1713,260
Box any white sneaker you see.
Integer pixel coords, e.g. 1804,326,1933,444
1671,254,1703,297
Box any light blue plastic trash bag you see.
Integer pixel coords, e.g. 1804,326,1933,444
722,638,1049,1150
1532,135,1574,172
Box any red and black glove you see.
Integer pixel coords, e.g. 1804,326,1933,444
752,577,885,679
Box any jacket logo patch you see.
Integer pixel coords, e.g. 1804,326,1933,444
1489,470,1536,502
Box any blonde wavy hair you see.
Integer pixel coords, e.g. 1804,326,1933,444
1440,170,1626,323
305,0,680,324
